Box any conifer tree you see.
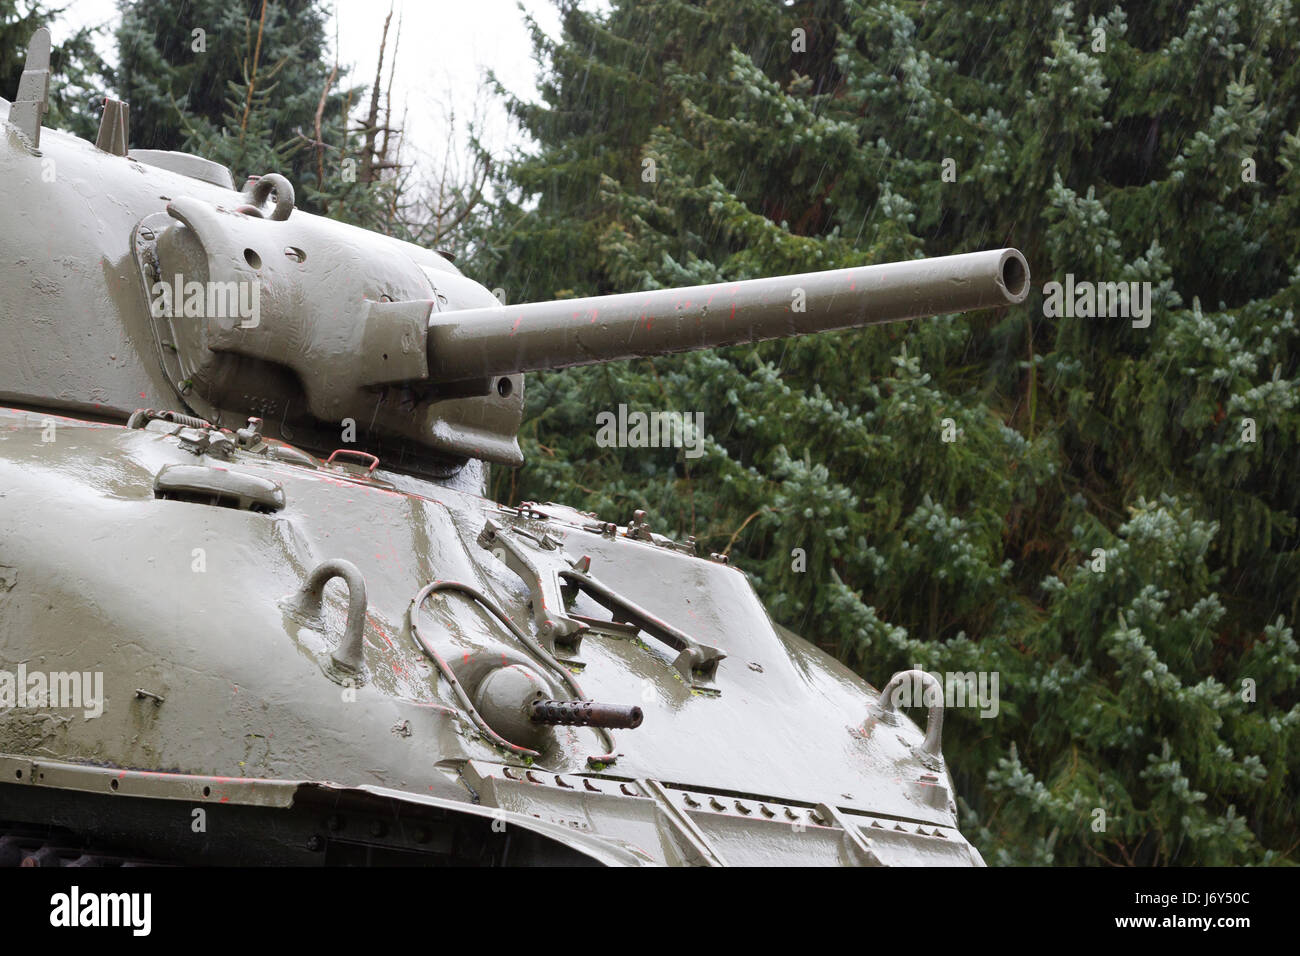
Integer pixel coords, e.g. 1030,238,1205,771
473,0,1300,865
1,0,108,138
115,0,380,221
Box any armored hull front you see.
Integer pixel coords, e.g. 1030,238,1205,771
0,407,981,865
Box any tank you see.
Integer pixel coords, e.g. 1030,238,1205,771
0,29,1029,866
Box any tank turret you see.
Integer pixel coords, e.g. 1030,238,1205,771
0,30,1026,478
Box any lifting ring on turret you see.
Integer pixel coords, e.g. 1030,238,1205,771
285,559,368,677
326,449,380,473
872,669,945,769
236,172,295,221
409,580,618,766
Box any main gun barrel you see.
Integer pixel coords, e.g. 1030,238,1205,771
426,248,1028,382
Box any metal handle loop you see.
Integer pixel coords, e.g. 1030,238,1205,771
241,173,295,221
876,669,945,761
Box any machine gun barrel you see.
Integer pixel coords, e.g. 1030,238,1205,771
426,248,1028,382
530,699,645,729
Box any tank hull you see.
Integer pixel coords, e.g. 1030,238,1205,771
0,406,983,865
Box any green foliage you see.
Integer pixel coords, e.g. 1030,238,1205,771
115,0,387,222
1,0,109,139
474,0,1300,864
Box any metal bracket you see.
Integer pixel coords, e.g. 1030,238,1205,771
9,28,50,148
559,568,725,690
95,97,129,155
478,519,585,660
640,779,727,867
815,803,885,867
478,519,725,689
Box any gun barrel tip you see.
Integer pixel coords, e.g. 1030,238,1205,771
999,249,1030,303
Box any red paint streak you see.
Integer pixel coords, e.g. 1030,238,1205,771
729,304,736,321
509,317,522,336
365,612,393,649
409,701,458,715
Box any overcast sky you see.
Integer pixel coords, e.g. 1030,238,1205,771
52,0,584,181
